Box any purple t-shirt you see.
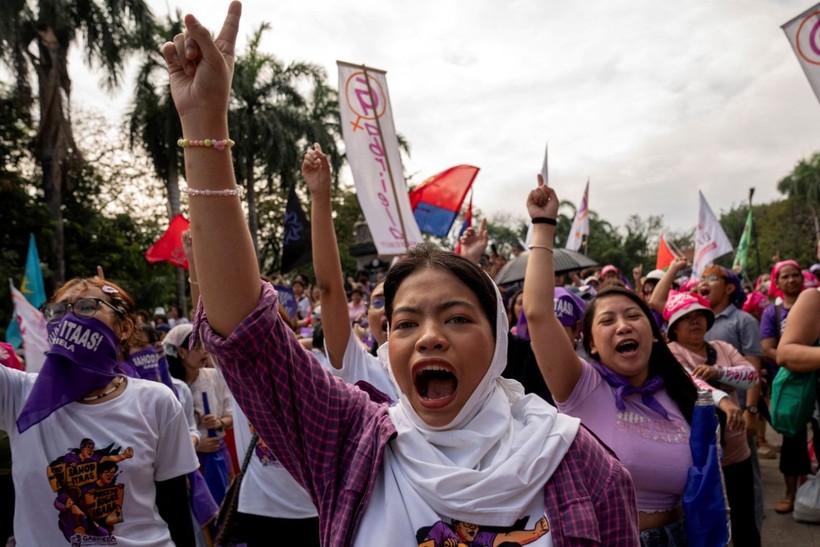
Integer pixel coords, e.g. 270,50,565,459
759,303,790,341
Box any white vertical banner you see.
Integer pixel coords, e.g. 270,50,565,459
9,282,48,372
693,191,733,277
565,180,590,252
782,3,820,104
337,61,423,256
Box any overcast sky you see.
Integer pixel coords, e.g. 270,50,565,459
70,0,820,235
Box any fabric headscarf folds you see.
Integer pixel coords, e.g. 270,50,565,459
381,279,581,526
17,314,123,433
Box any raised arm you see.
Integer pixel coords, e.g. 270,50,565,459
647,257,688,313
161,1,259,337
777,288,820,373
522,176,582,403
303,144,352,368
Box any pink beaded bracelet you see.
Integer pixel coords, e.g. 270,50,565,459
177,138,236,151
181,186,241,197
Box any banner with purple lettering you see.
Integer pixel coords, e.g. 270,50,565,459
337,61,423,256
782,3,820,104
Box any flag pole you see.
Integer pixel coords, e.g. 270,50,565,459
749,187,761,280
360,64,410,252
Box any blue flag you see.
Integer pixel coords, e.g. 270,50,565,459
6,234,46,348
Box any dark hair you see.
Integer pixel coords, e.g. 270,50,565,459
139,324,159,345
166,332,193,381
384,243,497,337
507,289,524,328
581,286,697,424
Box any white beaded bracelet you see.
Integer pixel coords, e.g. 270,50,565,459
181,186,241,197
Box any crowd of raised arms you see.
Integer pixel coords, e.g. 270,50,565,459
3,2,820,547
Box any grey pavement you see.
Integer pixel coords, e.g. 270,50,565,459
759,426,820,546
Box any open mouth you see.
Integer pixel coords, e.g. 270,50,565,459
615,340,639,354
414,366,458,402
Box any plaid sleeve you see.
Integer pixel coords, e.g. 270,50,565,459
194,282,383,506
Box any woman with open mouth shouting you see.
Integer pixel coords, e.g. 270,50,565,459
523,175,715,546
163,3,638,545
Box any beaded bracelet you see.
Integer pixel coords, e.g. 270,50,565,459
181,186,241,197
177,138,236,151
531,217,557,226
528,244,554,252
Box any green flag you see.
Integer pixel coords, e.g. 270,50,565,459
732,210,753,272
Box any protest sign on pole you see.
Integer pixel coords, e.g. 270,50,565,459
337,61,423,256
782,3,820,104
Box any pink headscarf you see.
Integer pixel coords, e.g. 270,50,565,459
742,291,770,318
768,260,803,299
803,270,819,289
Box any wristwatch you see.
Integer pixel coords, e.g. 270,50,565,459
745,405,759,415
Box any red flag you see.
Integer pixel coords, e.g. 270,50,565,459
409,165,479,237
145,214,191,269
656,234,677,270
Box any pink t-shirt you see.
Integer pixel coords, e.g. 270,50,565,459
558,359,692,512
668,341,754,466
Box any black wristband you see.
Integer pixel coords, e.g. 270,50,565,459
531,217,557,226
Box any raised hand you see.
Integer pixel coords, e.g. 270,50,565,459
458,218,488,264
302,143,332,197
526,174,559,220
160,1,242,120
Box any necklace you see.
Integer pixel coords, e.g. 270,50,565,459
82,376,125,401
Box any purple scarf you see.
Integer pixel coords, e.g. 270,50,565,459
589,359,670,420
125,346,176,394
17,314,122,433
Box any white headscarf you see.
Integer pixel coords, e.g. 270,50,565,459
383,275,581,526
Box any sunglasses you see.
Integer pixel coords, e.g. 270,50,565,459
42,297,125,324
370,298,385,310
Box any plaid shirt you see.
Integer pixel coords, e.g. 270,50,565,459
197,283,639,546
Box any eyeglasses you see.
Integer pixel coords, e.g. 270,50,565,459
700,274,724,283
370,298,385,310
42,298,125,324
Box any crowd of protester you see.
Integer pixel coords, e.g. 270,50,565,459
3,2,820,546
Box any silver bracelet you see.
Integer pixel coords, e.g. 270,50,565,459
528,244,554,253
181,186,241,197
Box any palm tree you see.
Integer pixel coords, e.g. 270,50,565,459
127,11,189,314
778,152,820,243
229,23,340,264
0,0,155,284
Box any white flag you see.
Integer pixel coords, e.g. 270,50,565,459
565,180,590,252
525,143,551,246
337,61,423,256
782,3,820,103
693,191,733,277
9,281,48,372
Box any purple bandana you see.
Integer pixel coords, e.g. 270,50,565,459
125,346,176,393
17,314,122,433
589,359,670,420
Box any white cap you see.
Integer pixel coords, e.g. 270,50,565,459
645,269,665,281
154,306,167,317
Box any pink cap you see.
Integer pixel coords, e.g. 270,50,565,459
601,265,620,277
663,290,715,337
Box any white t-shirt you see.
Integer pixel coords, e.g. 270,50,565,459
188,367,233,441
172,378,200,444
231,397,318,519
354,447,554,547
325,331,399,401
0,366,199,546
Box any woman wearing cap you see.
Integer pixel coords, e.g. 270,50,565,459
165,323,234,505
0,277,199,545
663,291,760,546
162,5,639,545
523,176,727,545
